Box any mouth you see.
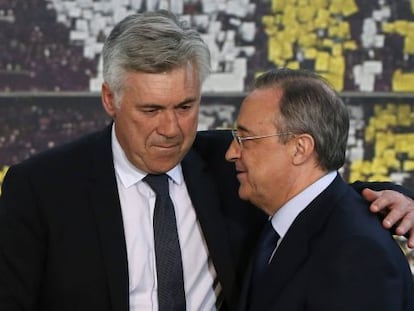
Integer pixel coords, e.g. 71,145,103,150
156,144,178,149
235,168,247,180
153,142,180,150
235,163,245,174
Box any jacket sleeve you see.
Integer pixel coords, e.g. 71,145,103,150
0,164,46,310
350,180,414,199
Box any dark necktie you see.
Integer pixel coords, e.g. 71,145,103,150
144,174,186,311
251,220,280,288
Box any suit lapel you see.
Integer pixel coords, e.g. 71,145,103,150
237,255,255,311
181,148,236,307
88,126,129,311
246,175,347,310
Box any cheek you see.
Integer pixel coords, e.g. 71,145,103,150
237,170,264,206
239,156,262,193
119,114,153,150
244,153,279,192
178,112,198,138
184,110,199,129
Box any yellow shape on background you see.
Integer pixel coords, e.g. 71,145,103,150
315,8,330,28
304,48,318,59
315,52,330,71
320,72,343,91
271,0,287,12
297,6,316,23
368,175,392,182
0,166,10,197
262,15,275,27
404,161,414,171
383,150,400,170
298,33,317,47
341,0,359,16
322,38,334,48
393,69,414,91
395,20,409,36
286,61,300,69
332,43,343,59
338,22,351,38
382,22,395,33
329,56,345,73
311,0,329,8
404,36,414,55
344,40,357,50
329,0,342,15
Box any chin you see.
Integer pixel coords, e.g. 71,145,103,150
238,188,251,202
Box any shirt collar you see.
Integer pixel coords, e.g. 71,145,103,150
271,171,337,238
111,124,183,188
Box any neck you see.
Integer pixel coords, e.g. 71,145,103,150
268,166,328,215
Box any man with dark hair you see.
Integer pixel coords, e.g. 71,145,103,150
226,68,414,310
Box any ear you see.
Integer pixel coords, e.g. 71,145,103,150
292,134,315,165
101,82,117,118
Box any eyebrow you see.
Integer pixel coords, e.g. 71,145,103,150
140,97,198,108
237,124,246,130
236,124,251,134
176,97,198,106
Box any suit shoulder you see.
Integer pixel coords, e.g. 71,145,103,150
194,130,232,155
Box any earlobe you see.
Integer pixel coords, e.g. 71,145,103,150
101,82,117,118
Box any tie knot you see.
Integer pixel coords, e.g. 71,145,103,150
144,174,169,196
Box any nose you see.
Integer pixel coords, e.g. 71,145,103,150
225,138,241,162
158,110,180,137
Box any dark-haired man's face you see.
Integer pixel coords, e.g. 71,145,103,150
225,87,297,215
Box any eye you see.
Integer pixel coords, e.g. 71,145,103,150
176,103,194,113
178,104,192,110
139,107,160,116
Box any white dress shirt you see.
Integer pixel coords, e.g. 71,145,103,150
271,171,337,251
111,126,219,311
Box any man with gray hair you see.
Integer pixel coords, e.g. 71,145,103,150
225,68,414,310
1,10,414,311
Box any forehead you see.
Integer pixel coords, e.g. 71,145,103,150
121,65,201,101
237,87,282,130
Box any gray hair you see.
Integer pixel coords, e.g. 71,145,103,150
102,10,211,96
254,68,349,171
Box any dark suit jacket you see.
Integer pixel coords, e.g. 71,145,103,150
0,126,265,311
0,127,412,311
238,175,414,311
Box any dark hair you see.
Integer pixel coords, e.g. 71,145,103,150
254,68,349,171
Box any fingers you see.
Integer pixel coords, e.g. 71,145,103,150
363,189,414,243
408,232,414,249
361,188,379,203
361,188,414,247
393,211,414,248
379,191,414,228
361,188,387,213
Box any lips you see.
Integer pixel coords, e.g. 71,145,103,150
235,169,247,181
235,163,245,174
236,171,246,178
152,144,182,158
155,144,178,149
153,141,181,149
